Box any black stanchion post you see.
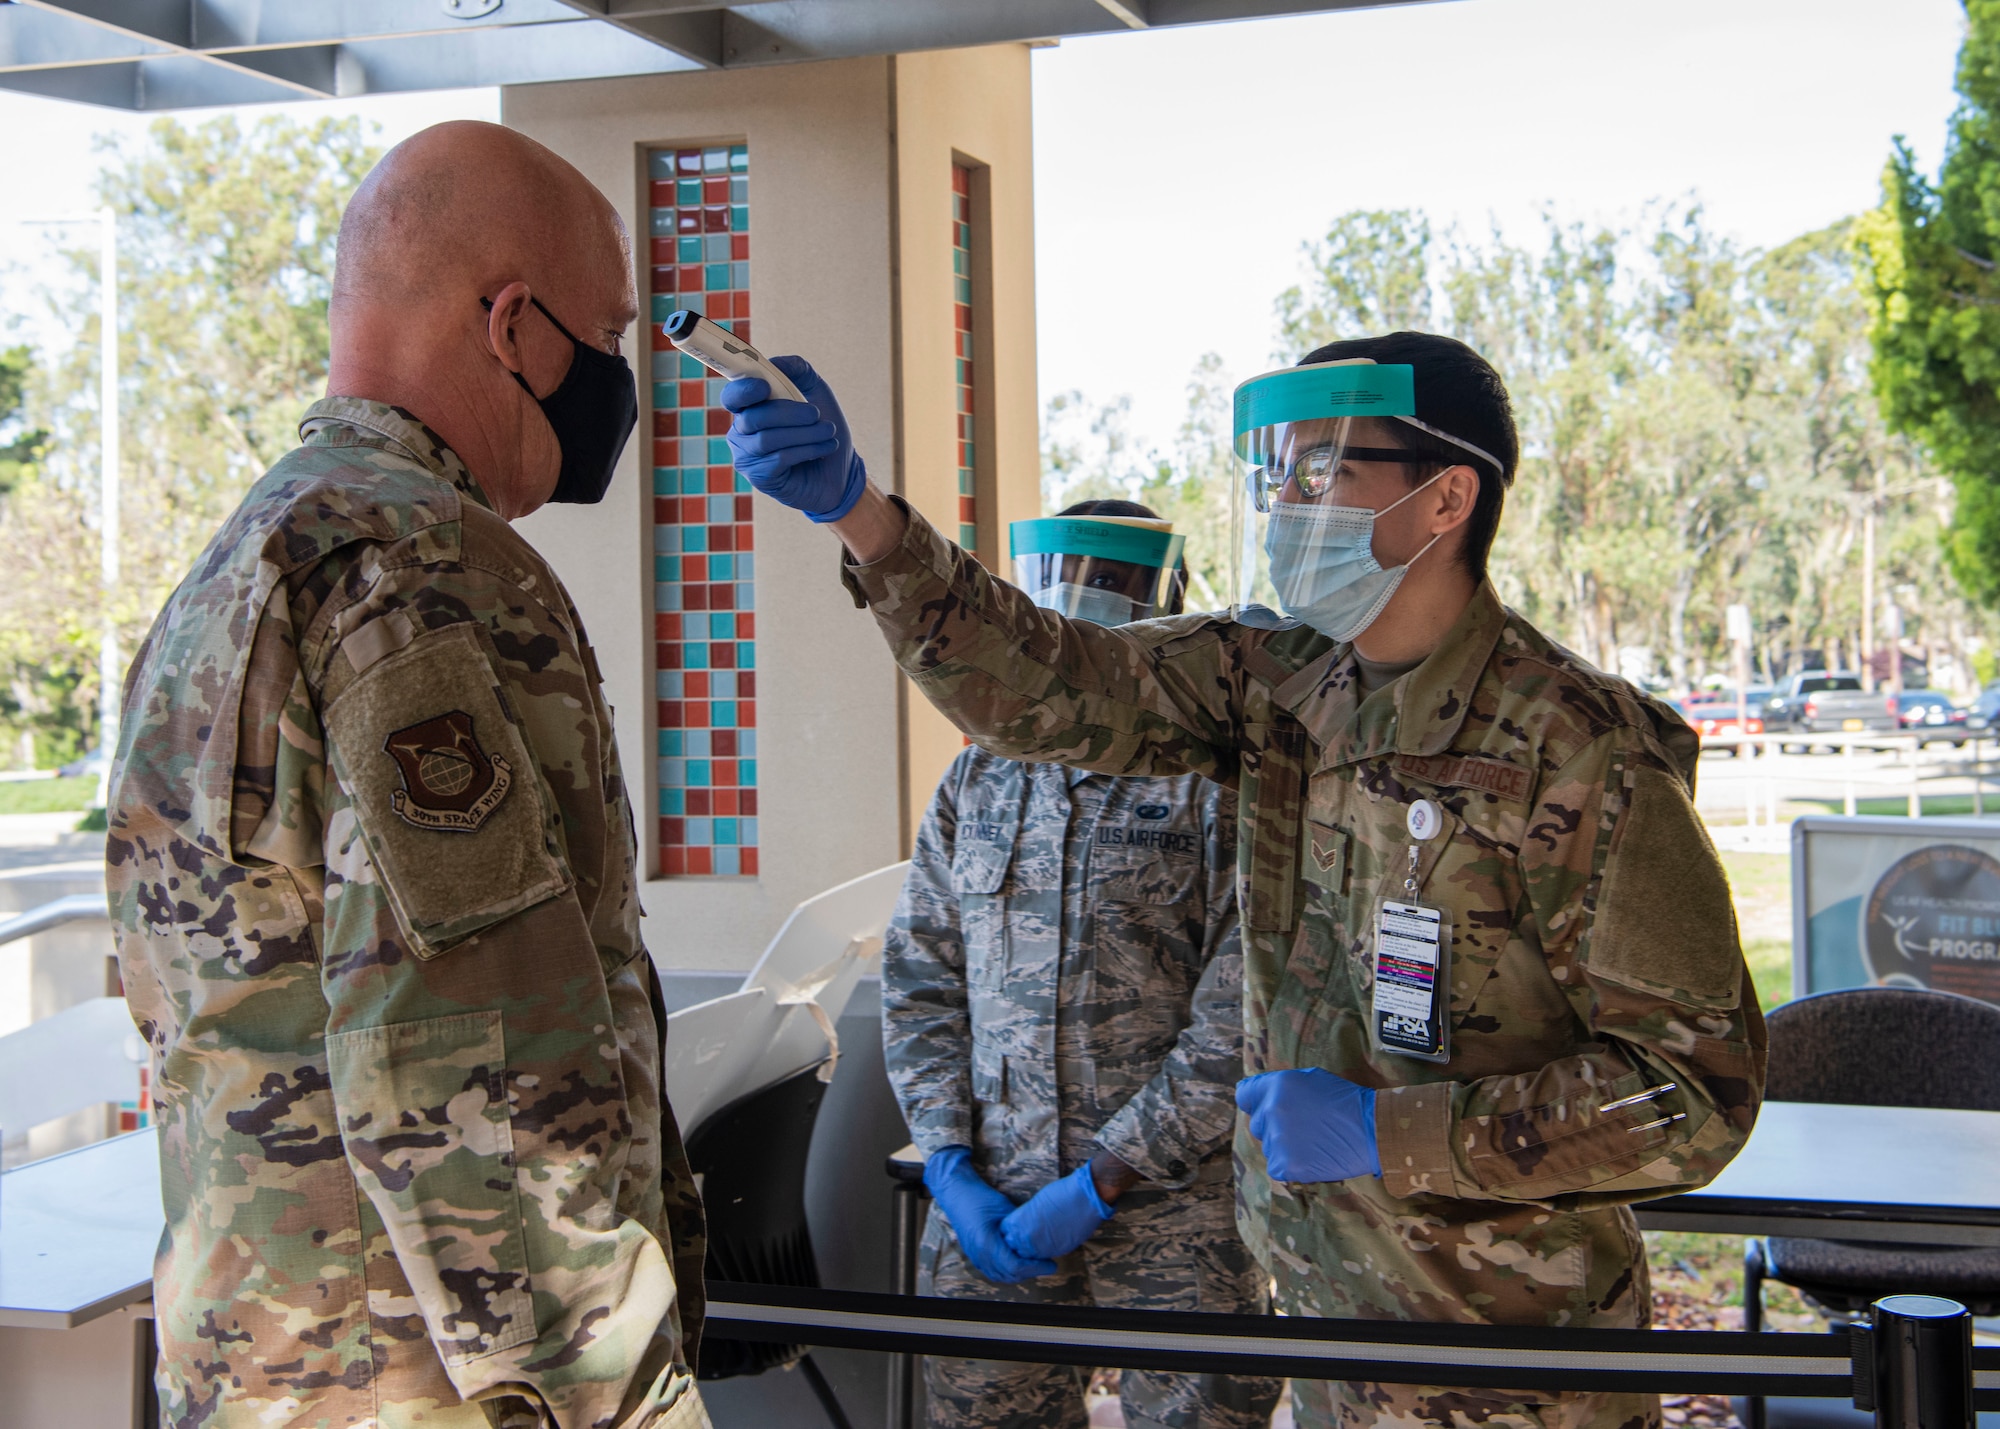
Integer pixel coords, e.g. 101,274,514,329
1856,1294,1975,1429
886,1175,923,1429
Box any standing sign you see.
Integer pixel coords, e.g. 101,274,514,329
1793,815,2000,1005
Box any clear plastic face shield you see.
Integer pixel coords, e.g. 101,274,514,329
1229,359,1501,640
1010,516,1188,627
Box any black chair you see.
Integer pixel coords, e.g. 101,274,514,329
1741,987,2000,1429
683,1060,854,1429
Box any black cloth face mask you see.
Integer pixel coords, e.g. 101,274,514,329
482,294,638,505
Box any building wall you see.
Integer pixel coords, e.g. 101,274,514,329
890,45,1042,845
504,44,1035,971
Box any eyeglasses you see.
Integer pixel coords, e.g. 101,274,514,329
1248,445,1445,509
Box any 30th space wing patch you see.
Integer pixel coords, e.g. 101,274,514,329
384,711,513,832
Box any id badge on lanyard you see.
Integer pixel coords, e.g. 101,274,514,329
1371,800,1451,1063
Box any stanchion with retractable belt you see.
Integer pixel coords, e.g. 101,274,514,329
1854,1296,1980,1429
724,1274,1996,1429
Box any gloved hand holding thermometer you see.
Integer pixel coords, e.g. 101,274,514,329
1235,1068,1382,1183
664,309,806,401
669,312,868,524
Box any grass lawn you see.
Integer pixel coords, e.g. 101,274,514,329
1796,792,2000,818
1645,1229,1828,1331
1717,849,1794,1009
0,776,97,815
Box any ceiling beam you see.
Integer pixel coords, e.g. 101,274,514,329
0,52,313,108
331,20,707,94
0,0,1443,109
716,0,1128,67
17,0,590,60
16,0,192,51
548,2,728,68
1094,0,1151,27
0,3,167,68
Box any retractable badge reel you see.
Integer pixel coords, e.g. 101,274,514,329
1371,799,1452,1063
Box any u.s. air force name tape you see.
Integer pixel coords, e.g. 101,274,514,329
704,1283,2000,1403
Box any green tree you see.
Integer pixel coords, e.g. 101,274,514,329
2,114,381,759
1165,201,1993,690
1039,389,1167,513
1275,210,1435,357
1136,352,1236,611
0,343,77,767
1863,0,2000,607
0,345,45,499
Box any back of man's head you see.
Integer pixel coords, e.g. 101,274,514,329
332,121,620,317
1298,332,1519,578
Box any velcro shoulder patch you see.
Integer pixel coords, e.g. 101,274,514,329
325,620,571,957
1393,751,1533,803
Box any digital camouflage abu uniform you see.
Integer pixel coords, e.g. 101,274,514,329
847,501,1767,1429
108,399,708,1429
884,747,1281,1429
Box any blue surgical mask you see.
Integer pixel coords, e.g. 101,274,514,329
1030,581,1139,627
1264,472,1444,641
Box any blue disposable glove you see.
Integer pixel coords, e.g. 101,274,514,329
721,354,866,522
923,1146,1059,1284
999,1164,1115,1261
1235,1068,1382,1183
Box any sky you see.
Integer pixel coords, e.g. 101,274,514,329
1032,0,1969,454
0,0,1972,456
0,86,499,350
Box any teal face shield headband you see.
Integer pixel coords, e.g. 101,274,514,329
1009,517,1188,626
1232,360,1503,513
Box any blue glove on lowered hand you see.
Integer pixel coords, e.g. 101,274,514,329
1235,1068,1382,1183
1000,1164,1115,1261
721,354,866,522
923,1146,1059,1284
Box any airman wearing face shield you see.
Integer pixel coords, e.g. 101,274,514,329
884,499,1280,1429
729,333,1765,1429
1012,506,1189,629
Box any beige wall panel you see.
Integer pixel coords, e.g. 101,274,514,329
890,45,1038,835
0,1310,145,1429
506,61,905,971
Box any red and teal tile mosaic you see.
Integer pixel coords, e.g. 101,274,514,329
952,164,977,552
649,143,757,878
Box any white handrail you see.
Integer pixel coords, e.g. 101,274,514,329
1695,731,1999,822
0,893,110,948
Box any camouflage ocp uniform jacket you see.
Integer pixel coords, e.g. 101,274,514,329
844,501,1766,1332
884,747,1243,1198
108,399,707,1429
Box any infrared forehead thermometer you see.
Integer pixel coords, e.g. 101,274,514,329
663,309,806,403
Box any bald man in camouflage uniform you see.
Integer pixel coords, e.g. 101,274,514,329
723,331,1766,1429
108,123,706,1428
886,714,1279,1426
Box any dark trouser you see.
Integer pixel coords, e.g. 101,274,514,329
919,1182,1283,1429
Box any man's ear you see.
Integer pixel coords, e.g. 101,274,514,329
485,281,534,376
1432,464,1481,536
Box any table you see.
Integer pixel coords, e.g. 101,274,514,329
1634,1101,2000,1246
0,1127,160,1329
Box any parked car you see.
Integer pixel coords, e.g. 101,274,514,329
58,748,106,780
1968,681,2000,732
1765,671,1902,743
1682,687,1772,752
1898,689,1971,745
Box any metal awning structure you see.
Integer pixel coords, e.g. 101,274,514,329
0,0,1410,110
